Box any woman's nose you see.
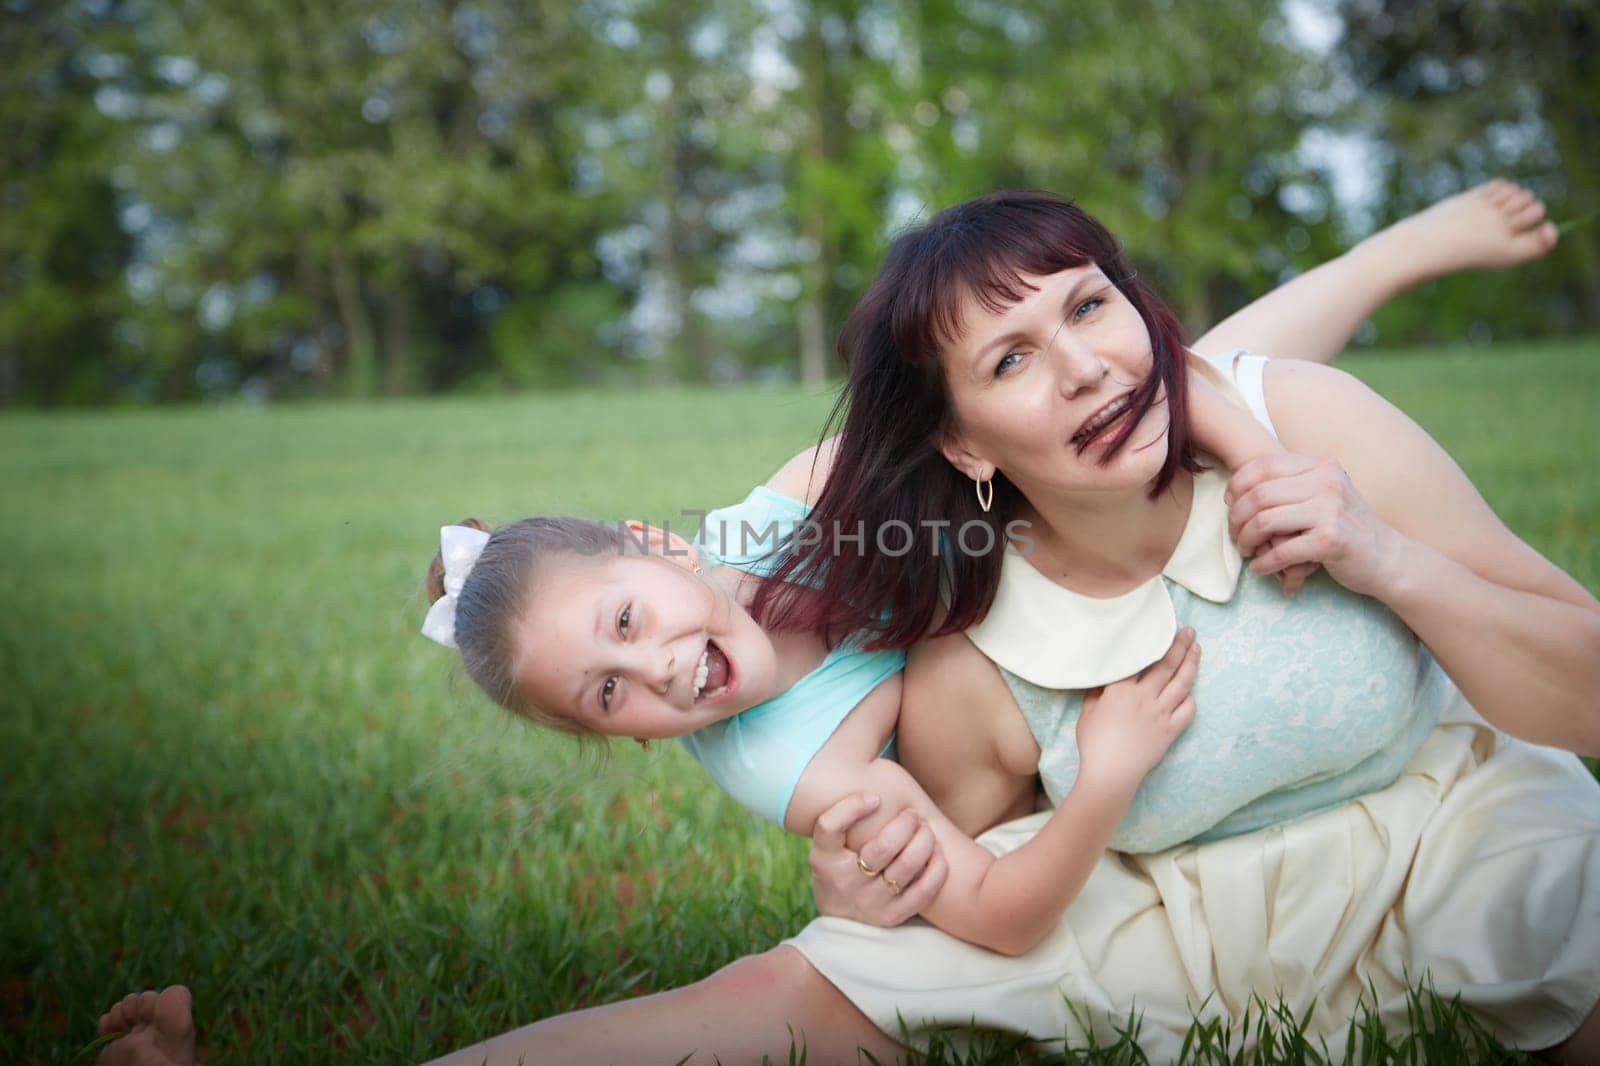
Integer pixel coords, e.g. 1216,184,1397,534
1048,331,1107,400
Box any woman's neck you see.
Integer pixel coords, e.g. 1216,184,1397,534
1012,470,1196,597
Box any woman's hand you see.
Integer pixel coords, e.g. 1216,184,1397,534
1225,453,1407,598
807,793,948,927
1075,628,1199,789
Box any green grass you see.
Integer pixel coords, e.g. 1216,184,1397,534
2,339,1597,1064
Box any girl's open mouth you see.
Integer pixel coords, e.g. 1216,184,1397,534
692,639,736,703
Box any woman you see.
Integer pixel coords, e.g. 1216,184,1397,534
95,181,1592,1065
771,186,1600,1062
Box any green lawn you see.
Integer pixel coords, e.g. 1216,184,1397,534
2,339,1597,1064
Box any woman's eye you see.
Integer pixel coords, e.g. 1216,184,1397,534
601,676,618,710
618,605,631,636
1073,296,1104,321
995,351,1022,376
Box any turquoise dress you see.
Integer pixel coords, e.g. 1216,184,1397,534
961,349,1445,852
677,486,904,827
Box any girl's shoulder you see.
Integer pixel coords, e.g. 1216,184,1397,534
763,434,843,508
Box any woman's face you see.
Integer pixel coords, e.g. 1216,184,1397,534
938,264,1172,500
509,550,782,740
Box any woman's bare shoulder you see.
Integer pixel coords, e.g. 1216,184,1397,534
764,434,843,507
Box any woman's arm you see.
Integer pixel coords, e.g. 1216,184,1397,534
800,630,1199,957
1192,180,1558,364
1228,359,1600,754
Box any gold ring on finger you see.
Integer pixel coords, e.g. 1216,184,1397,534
856,854,881,877
884,876,901,895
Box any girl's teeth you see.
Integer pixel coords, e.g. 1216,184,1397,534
693,647,710,699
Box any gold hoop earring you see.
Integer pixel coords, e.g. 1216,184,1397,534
975,476,994,513
635,738,652,752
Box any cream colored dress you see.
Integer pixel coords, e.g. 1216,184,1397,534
786,353,1600,1058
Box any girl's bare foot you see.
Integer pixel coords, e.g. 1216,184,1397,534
1357,179,1560,285
97,985,196,1066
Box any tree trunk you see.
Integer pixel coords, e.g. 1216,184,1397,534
329,246,377,396
294,244,336,383
381,291,411,396
0,346,16,406
798,288,827,387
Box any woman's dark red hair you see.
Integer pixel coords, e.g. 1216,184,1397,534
752,189,1202,650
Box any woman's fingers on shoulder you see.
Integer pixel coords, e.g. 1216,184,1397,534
1224,451,1327,505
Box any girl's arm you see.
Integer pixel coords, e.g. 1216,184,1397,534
1229,359,1600,754
794,630,1199,957
1186,358,1323,597
1192,180,1558,365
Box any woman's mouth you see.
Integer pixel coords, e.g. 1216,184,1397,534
1071,393,1136,449
691,639,736,704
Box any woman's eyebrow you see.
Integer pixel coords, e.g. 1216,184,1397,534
969,273,1101,372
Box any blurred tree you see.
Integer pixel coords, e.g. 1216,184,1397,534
5,0,1594,405
118,0,630,396
782,0,901,384
0,0,138,405
894,0,1345,335
1337,0,1599,338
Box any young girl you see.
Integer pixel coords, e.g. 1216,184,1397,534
417,419,1214,956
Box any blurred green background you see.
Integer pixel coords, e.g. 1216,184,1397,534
3,0,1597,406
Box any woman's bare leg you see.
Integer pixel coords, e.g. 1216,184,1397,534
422,946,905,1066
95,949,903,1066
1192,179,1560,364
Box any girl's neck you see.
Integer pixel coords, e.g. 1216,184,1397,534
715,564,829,689
1012,470,1196,597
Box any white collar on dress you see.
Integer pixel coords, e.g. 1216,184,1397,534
964,464,1242,689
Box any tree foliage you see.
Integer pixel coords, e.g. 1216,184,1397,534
1,0,1593,405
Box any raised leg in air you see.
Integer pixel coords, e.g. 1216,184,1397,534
1192,179,1560,363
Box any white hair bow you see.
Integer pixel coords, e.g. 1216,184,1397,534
421,524,491,649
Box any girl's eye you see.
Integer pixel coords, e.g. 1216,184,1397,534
601,676,618,711
1073,296,1104,321
618,605,631,636
995,351,1022,377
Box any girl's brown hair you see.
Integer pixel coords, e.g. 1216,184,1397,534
424,516,628,735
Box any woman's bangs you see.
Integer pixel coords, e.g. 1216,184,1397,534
896,219,1097,363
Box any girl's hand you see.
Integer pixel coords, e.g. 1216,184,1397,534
1075,628,1199,789
1225,453,1407,599
806,793,948,927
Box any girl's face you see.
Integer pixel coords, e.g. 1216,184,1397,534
938,264,1172,501
510,550,782,739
